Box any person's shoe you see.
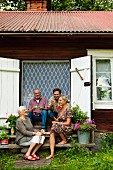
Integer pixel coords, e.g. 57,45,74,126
31,154,40,160
24,155,36,161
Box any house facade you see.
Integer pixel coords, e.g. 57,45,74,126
0,2,113,130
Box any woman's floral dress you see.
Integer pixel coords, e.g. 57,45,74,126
50,107,73,139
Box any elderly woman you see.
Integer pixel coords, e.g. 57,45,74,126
16,106,45,161
46,95,72,160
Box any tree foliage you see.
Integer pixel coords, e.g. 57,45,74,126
51,0,113,11
0,0,26,11
0,0,113,11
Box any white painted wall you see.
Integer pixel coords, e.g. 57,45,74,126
0,57,20,125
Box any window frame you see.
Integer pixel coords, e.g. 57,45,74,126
88,50,113,109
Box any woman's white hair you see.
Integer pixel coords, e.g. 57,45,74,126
17,106,25,115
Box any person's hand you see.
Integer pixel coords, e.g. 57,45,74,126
36,132,42,140
57,122,62,124
33,132,37,135
51,100,56,105
32,106,37,110
36,132,42,136
52,121,57,124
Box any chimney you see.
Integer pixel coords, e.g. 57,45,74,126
25,0,51,11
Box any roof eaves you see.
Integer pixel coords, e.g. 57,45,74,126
0,30,113,33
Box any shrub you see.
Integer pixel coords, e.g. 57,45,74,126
71,105,88,123
101,133,113,150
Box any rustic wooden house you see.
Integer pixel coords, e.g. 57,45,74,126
0,0,113,131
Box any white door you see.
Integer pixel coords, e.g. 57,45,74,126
0,57,20,120
70,56,92,119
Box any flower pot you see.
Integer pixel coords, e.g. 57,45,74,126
77,130,90,144
1,139,9,145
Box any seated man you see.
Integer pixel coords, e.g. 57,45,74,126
48,88,61,121
28,88,48,131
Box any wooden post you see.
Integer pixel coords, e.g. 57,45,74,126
91,130,94,143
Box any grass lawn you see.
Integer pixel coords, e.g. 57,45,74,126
0,147,113,170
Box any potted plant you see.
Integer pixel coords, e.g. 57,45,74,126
6,114,18,135
99,88,111,101
0,125,7,131
71,105,88,123
0,125,9,134
0,131,10,145
72,119,96,144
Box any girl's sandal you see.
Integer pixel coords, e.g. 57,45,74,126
24,155,36,161
31,154,40,160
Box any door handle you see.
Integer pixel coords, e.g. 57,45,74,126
84,82,91,86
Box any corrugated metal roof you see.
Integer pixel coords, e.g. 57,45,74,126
0,11,113,33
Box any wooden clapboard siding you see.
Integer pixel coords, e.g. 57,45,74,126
0,38,85,59
0,36,113,60
0,58,20,117
92,110,113,131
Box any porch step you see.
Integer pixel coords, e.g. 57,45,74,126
9,133,78,144
9,133,78,139
0,143,95,149
1,131,95,152
0,133,95,152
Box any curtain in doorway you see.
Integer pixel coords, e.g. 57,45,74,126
22,61,70,108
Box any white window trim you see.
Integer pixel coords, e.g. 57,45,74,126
88,49,113,109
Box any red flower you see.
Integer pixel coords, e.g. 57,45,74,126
56,105,61,110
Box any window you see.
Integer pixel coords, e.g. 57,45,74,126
96,59,112,101
88,50,113,109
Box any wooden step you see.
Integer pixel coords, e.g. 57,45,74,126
9,134,77,144
0,132,95,152
0,143,95,149
4,132,94,151
9,133,78,139
9,133,78,144
33,125,51,131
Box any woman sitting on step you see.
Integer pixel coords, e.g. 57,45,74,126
16,106,45,161
46,95,72,160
